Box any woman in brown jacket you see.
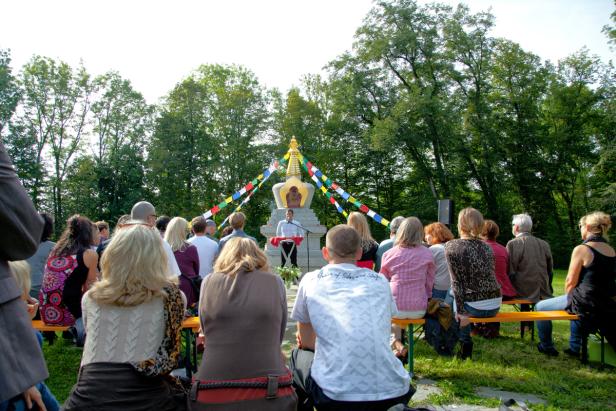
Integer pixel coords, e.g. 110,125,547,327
189,237,297,410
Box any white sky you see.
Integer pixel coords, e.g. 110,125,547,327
2,0,614,104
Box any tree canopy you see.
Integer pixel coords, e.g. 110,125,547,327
1,0,614,266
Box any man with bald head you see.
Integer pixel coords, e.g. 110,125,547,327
131,201,180,278
289,225,413,410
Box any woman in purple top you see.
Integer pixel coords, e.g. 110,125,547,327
165,217,200,309
380,217,435,358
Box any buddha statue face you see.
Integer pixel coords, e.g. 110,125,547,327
286,186,302,208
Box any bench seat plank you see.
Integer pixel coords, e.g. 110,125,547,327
392,310,578,327
32,320,70,332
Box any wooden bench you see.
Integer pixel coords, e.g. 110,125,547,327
181,317,201,378
392,310,579,376
32,320,70,332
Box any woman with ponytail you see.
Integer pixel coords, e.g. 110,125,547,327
536,211,616,358
444,208,502,359
39,214,99,345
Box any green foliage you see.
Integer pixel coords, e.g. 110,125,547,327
0,49,20,135
0,0,613,260
275,265,301,287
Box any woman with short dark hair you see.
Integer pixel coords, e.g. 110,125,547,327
26,212,55,299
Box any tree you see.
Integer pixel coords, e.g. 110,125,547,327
16,56,92,230
149,64,273,230
88,71,154,220
0,49,20,136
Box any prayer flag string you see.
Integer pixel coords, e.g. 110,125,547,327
297,152,390,228
201,156,287,220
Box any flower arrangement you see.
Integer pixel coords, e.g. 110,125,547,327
275,265,302,287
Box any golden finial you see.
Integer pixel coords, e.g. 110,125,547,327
289,136,299,151
286,136,301,179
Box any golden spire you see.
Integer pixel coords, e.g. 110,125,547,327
286,136,301,179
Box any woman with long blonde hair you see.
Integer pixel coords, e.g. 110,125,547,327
165,217,200,308
347,211,379,269
63,223,185,411
190,237,297,410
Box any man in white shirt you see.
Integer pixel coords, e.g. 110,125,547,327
276,209,304,267
290,225,413,410
188,216,218,278
131,201,181,278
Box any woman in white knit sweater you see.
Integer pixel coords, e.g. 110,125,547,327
64,223,185,411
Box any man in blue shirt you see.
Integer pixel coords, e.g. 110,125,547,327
218,212,257,251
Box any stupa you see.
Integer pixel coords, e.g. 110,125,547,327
260,137,327,272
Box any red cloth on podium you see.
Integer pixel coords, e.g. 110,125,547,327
270,236,303,247
356,260,374,269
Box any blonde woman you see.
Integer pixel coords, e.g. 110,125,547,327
165,217,200,308
347,211,379,269
5,261,60,411
444,208,501,359
536,211,615,358
190,237,297,410
63,224,185,411
380,217,435,359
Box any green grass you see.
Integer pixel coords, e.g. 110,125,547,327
42,269,616,409
42,337,81,402
409,269,616,410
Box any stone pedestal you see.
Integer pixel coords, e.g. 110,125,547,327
260,207,327,274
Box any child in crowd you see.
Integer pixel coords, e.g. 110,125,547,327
1,261,60,411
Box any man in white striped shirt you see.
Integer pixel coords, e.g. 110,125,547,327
276,209,304,267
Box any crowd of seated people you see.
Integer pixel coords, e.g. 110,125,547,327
4,140,616,409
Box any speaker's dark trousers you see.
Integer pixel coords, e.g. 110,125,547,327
281,241,298,267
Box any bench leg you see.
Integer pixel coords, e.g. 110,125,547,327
601,333,605,368
408,324,414,379
184,329,193,378
581,330,589,364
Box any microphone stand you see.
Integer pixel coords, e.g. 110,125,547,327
287,220,314,272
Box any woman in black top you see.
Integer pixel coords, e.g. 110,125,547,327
536,211,615,357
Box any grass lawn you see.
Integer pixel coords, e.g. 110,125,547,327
409,269,616,410
42,269,616,409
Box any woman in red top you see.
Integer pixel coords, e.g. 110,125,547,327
165,217,200,310
482,220,517,298
475,220,517,338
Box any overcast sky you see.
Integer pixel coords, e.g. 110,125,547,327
2,0,614,104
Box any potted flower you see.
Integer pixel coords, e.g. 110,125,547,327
275,266,302,287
